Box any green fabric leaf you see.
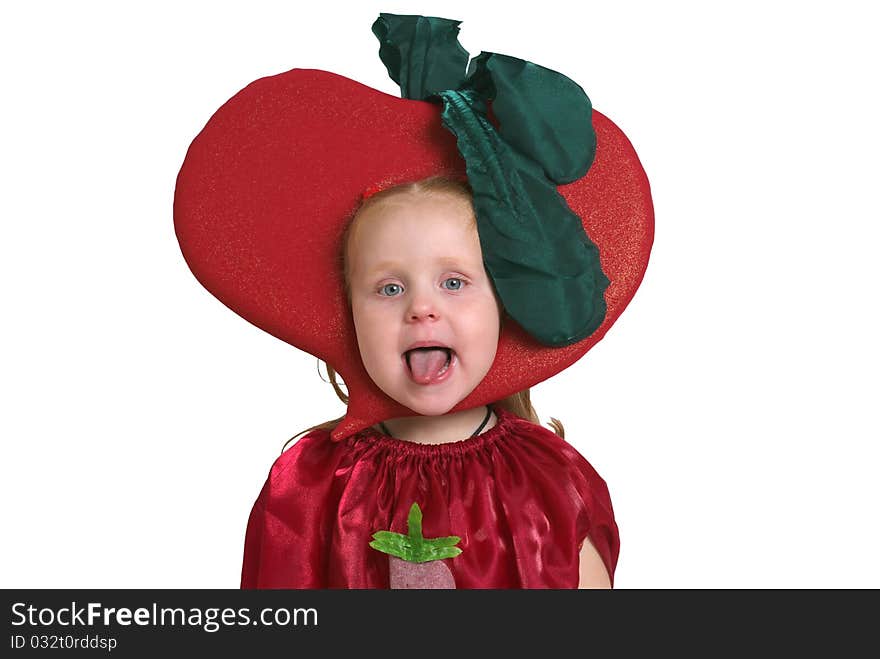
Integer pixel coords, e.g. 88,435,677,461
422,544,463,561
369,502,463,563
406,500,423,544
369,531,412,559
438,89,608,346
371,13,469,100
465,52,595,184
423,535,463,548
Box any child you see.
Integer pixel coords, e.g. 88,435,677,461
174,14,653,589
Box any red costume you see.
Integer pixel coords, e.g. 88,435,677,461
241,407,618,588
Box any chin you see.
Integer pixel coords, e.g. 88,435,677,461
398,395,459,417
383,383,466,417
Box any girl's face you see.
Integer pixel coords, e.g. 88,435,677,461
347,192,501,416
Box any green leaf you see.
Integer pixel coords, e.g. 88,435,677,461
371,13,469,100
369,502,463,563
465,52,595,184
437,89,608,346
369,536,412,561
424,535,462,548
422,545,463,561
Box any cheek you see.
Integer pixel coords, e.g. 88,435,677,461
351,301,395,365
480,319,501,366
483,302,502,354
476,291,502,332
463,298,501,360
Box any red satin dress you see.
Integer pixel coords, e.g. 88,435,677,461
241,406,619,588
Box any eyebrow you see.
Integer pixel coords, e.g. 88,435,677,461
365,256,473,276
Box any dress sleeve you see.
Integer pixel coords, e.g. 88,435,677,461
237,430,341,589
573,454,620,586
240,478,270,589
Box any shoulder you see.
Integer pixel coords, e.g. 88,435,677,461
249,425,357,519
281,427,318,453
267,425,340,482
500,410,607,479
495,409,616,515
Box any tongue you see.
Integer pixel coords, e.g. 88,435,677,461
408,349,449,384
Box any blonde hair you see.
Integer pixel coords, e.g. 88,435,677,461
282,175,564,452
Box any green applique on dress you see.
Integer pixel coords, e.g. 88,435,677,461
370,502,462,563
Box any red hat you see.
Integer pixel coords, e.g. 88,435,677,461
174,14,653,440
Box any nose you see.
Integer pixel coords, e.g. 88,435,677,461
406,288,440,323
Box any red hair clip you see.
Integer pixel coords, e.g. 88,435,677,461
361,183,386,200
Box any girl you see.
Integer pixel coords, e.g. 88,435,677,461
174,14,653,589
246,176,616,588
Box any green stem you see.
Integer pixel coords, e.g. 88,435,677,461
369,503,463,563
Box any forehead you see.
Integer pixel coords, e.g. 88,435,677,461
348,193,479,268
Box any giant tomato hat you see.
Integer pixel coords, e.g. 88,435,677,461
174,14,654,440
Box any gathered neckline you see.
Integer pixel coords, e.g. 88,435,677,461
351,405,518,458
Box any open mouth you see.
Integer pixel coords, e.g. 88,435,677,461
403,347,455,385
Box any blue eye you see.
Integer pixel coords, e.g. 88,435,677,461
443,278,463,291
379,283,403,297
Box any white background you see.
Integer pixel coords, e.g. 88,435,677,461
2,0,877,589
